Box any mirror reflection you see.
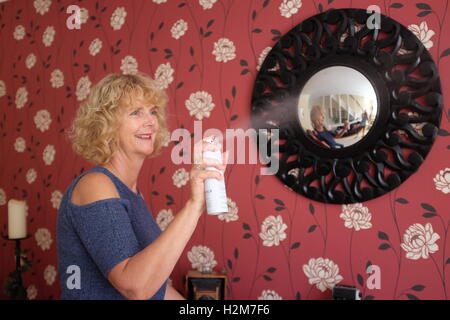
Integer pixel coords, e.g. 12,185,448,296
298,66,377,149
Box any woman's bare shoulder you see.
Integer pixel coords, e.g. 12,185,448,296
71,172,120,206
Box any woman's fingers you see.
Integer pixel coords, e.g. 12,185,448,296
192,157,225,170
193,169,223,181
192,164,225,173
191,136,228,182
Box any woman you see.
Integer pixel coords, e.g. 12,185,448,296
309,105,348,149
57,73,226,300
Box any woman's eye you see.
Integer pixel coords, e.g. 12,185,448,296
130,108,157,116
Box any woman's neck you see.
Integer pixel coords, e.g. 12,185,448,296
101,157,143,194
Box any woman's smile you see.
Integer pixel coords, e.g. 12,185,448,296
135,133,153,141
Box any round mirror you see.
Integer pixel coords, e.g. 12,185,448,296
298,66,377,149
251,8,443,204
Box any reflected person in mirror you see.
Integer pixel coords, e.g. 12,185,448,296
309,105,349,148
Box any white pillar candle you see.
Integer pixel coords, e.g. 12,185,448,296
8,199,27,239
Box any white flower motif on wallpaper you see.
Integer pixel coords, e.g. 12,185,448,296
0,188,6,206
0,80,6,97
43,144,55,165
172,168,189,188
111,7,127,30
44,264,57,285
42,26,55,47
408,21,435,50
35,228,53,251
218,197,239,223
303,257,343,292
154,62,174,90
257,47,272,71
34,110,52,132
258,289,282,300
185,91,215,120
34,0,51,16
156,208,174,231
15,87,28,109
50,69,64,88
13,25,26,40
89,38,102,56
26,168,37,184
259,215,287,247
279,0,302,18
27,284,37,300
171,19,188,39
26,53,37,69
51,190,62,210
15,137,26,152
79,8,89,25
401,223,440,260
76,75,91,101
200,0,218,10
434,168,450,194
212,38,236,63
340,203,372,231
120,55,138,75
187,245,218,272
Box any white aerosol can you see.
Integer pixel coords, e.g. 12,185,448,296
203,142,228,215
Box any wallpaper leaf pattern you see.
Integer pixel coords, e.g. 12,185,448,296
0,0,449,300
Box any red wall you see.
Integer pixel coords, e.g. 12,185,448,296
0,0,449,300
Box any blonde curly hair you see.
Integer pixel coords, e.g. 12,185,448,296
67,73,169,165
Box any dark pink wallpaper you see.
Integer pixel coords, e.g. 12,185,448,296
0,0,449,300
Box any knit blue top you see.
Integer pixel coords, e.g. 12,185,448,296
56,166,167,300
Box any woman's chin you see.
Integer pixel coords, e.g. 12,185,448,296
136,147,154,157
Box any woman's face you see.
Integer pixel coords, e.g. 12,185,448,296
116,99,160,159
313,110,325,128
317,112,325,126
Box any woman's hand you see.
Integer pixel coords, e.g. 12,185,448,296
188,136,228,214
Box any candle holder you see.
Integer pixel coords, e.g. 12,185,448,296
1,233,31,300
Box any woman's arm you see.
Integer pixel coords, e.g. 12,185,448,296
107,141,226,300
107,199,204,299
334,121,349,138
335,129,346,138
73,174,202,300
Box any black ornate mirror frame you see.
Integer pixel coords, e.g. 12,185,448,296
251,8,443,204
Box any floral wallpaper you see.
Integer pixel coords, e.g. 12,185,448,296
0,0,449,300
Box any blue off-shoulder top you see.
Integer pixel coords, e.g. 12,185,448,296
56,166,167,299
